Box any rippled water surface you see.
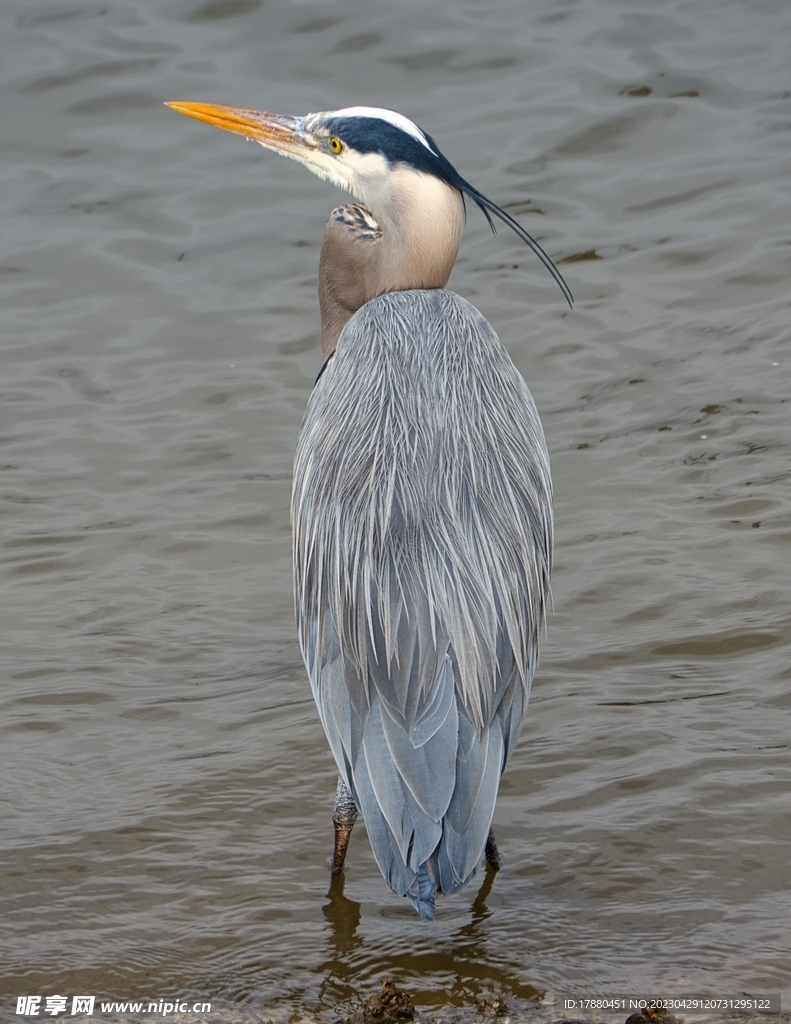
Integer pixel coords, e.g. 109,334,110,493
2,0,790,1016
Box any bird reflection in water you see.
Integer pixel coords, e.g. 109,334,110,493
318,864,541,1013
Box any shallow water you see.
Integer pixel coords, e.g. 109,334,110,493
1,0,790,1017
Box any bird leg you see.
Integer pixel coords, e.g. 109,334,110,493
484,828,501,870
331,776,358,875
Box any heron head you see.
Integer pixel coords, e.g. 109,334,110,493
166,101,572,306
166,103,455,197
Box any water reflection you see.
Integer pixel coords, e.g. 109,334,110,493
320,866,542,1010
320,875,364,1004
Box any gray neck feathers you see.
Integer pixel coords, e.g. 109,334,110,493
318,172,464,356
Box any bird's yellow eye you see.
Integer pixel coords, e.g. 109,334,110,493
329,136,343,154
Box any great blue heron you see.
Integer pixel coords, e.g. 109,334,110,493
166,100,570,919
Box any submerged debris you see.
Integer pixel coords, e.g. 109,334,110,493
475,997,510,1018
362,980,415,1024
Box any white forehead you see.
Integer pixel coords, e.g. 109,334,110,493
319,106,437,155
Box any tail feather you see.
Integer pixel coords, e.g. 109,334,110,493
317,643,523,916
408,862,438,919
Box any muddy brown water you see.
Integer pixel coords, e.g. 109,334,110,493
1,0,790,1019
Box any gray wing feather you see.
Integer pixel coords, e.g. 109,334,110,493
444,710,489,836
365,572,457,746
352,737,427,896
362,700,444,867
438,719,504,889
293,289,552,916
378,665,458,820
311,617,359,786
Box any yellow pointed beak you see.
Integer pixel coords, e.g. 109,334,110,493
166,101,311,158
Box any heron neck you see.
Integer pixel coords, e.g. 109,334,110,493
318,173,464,356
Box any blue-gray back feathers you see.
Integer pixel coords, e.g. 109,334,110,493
292,289,552,917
